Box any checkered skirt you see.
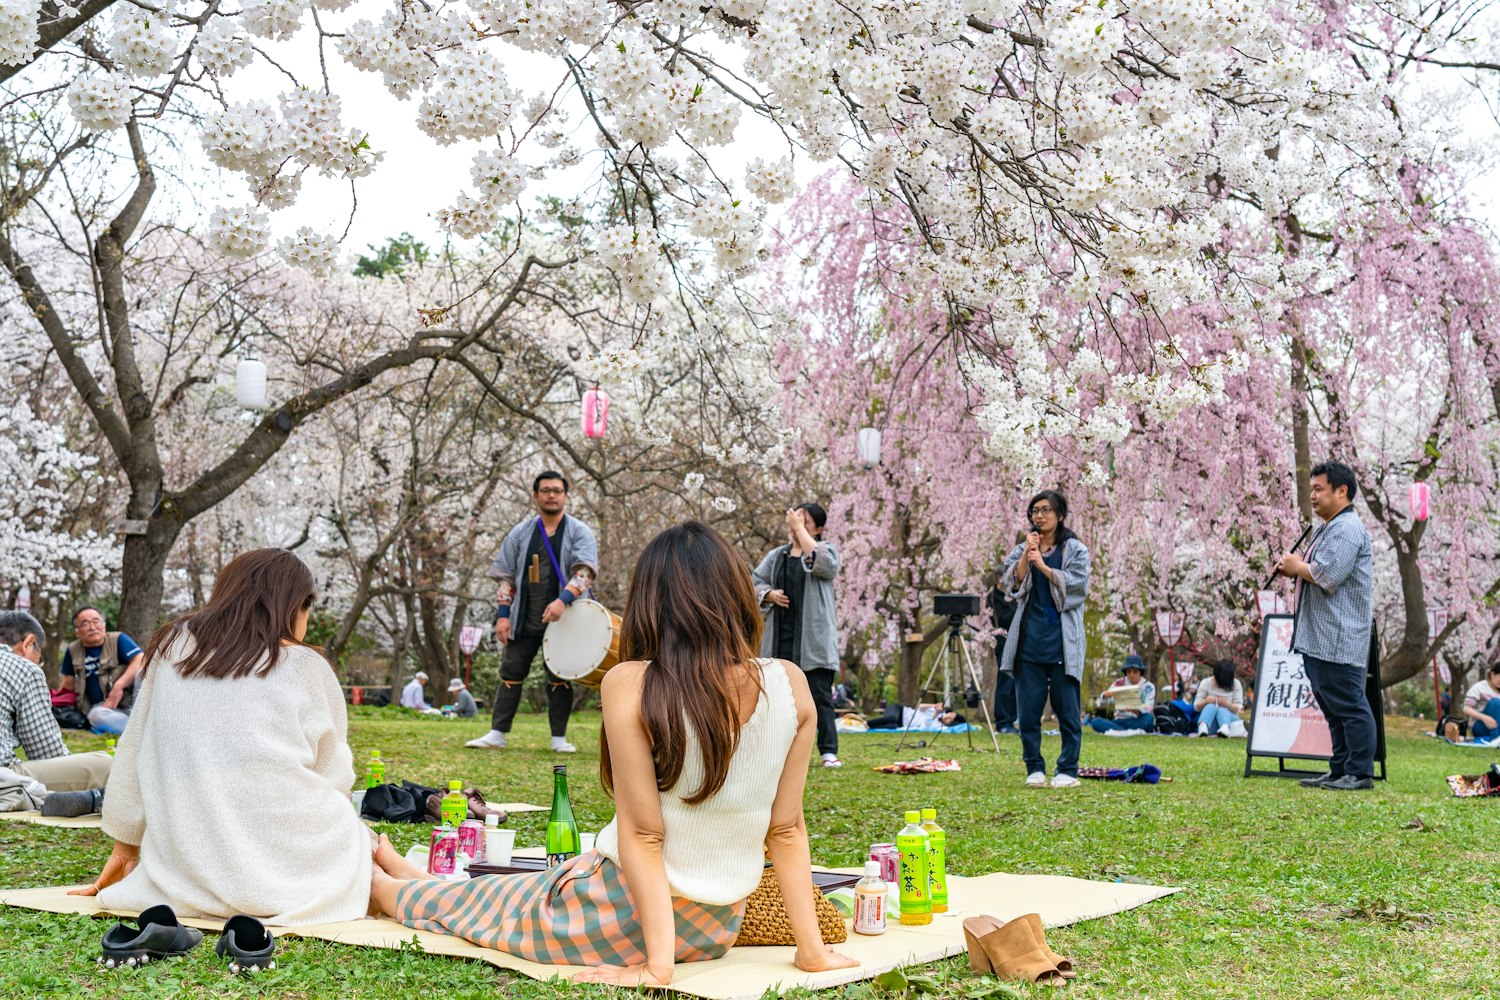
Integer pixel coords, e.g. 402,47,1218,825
394,851,745,965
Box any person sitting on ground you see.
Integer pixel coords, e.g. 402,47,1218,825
1088,655,1156,733
367,521,858,987
0,611,112,805
445,678,478,718
57,606,145,735
864,701,966,730
400,671,430,710
71,548,371,925
1193,659,1246,737
1461,662,1500,742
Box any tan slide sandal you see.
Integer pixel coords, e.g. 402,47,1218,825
962,915,1067,986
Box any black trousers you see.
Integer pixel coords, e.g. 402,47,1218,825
1015,661,1081,777
805,667,839,757
489,628,573,738
1303,653,1376,779
992,648,1018,728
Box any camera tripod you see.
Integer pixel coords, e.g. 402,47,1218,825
895,615,1001,753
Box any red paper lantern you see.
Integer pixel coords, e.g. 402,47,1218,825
1410,482,1430,521
581,387,610,438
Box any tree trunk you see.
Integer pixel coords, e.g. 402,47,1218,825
1379,537,1433,686
1289,333,1314,523
117,519,183,643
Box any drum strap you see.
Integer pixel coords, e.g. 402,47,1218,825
537,516,588,598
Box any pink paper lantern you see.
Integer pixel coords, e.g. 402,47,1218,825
1410,482,1430,521
581,387,610,438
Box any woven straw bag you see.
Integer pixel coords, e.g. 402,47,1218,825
735,866,848,946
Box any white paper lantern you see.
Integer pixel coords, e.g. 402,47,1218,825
856,427,882,468
15,584,30,611
236,357,267,409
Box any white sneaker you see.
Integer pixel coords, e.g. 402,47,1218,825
1225,720,1248,739
821,754,843,768
1025,771,1047,787
552,739,578,753
1193,725,1208,738
1050,773,1080,788
465,730,507,750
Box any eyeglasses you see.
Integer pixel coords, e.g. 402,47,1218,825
1028,506,1055,517
536,488,566,496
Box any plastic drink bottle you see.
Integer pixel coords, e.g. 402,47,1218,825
896,810,932,925
921,807,948,913
546,765,581,867
366,751,384,788
853,860,888,935
440,780,468,828
105,738,116,757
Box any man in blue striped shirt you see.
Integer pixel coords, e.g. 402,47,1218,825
1276,461,1377,791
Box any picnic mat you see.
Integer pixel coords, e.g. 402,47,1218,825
0,810,102,829
0,803,548,831
1,869,1177,999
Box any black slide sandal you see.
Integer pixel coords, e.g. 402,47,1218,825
98,904,204,968
216,915,277,974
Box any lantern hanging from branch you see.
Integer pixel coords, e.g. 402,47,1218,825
15,584,30,611
236,356,268,410
856,427,882,468
581,387,610,438
1410,482,1430,522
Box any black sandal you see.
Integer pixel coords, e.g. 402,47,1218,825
216,915,277,974
98,904,203,968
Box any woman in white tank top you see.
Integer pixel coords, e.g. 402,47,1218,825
369,522,857,986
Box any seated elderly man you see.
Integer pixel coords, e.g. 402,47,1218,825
400,671,431,710
0,611,111,811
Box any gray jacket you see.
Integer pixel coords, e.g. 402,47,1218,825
1291,507,1373,667
752,541,841,672
487,514,600,625
998,537,1092,680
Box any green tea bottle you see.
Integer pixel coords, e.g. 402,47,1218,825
921,807,948,913
440,780,468,828
366,751,385,788
546,765,581,867
105,738,116,757
896,810,932,925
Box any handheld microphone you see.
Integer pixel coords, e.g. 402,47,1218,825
1263,523,1313,589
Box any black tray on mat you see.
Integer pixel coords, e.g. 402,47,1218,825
466,858,860,892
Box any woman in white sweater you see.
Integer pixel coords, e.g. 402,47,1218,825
369,522,857,986
72,548,371,925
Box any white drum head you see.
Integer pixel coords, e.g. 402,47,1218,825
544,599,615,680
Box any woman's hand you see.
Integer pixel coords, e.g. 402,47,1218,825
794,946,860,974
69,841,140,897
572,964,672,987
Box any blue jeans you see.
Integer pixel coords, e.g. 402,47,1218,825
1016,661,1081,777
1088,713,1154,732
993,651,1018,729
1473,701,1500,741
1196,704,1240,734
1302,653,1377,780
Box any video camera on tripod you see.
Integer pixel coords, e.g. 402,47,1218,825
933,593,980,625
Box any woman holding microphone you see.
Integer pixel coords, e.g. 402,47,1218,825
996,490,1093,787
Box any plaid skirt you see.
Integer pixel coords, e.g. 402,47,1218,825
394,851,745,965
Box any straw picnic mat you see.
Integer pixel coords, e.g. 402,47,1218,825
1,867,1177,999
0,803,548,832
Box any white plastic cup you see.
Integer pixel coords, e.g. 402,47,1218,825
579,832,596,853
485,827,517,866
352,790,367,813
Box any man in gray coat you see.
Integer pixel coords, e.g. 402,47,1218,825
1277,461,1376,791
752,503,843,767
467,471,599,753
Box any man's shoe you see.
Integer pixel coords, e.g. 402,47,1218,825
1298,772,1338,788
552,738,578,753
1025,771,1047,787
465,731,508,750
1050,773,1080,788
1322,774,1374,791
41,788,104,817
820,754,843,768
997,725,1019,735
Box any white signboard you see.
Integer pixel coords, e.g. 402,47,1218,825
1247,615,1332,759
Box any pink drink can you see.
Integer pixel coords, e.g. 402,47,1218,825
869,843,898,883
428,826,459,876
458,820,486,863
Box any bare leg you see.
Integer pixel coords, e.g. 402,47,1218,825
374,834,430,881
370,866,405,918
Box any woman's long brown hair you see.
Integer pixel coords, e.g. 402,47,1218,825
601,521,765,805
143,548,320,679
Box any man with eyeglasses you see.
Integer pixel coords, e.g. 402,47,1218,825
468,471,599,753
58,606,145,734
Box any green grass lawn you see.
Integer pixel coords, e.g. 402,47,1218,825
2,710,1496,998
